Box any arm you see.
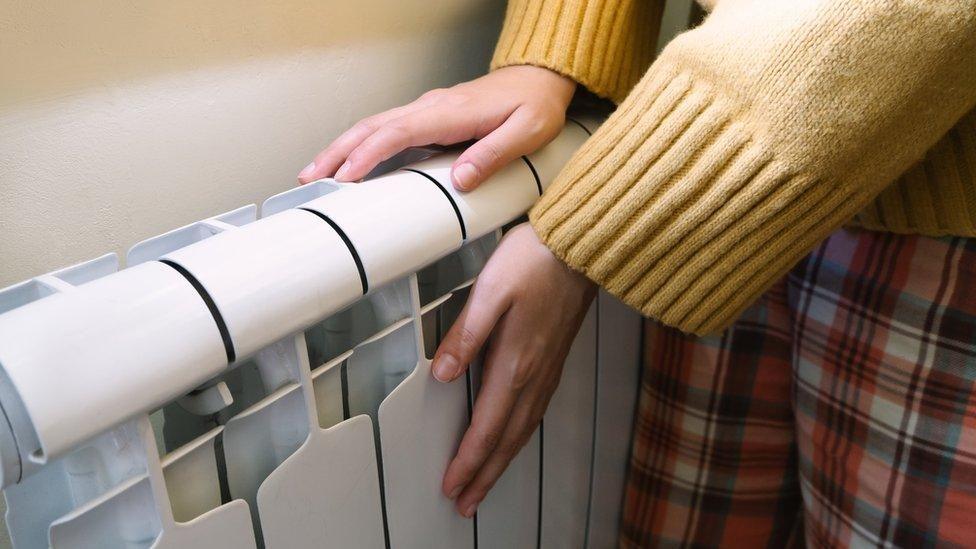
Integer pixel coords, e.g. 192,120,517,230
430,0,976,517
297,0,661,188
533,0,976,335
491,0,664,104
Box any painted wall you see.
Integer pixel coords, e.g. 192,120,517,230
0,0,506,288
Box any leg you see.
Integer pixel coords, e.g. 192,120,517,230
621,281,802,548
789,228,976,547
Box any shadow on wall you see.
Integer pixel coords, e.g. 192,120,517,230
1,0,504,108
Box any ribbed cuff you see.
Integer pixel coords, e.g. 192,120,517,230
530,62,857,335
490,0,663,104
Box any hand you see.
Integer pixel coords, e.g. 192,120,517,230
432,223,596,517
297,65,576,190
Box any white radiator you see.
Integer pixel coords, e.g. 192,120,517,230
0,116,642,549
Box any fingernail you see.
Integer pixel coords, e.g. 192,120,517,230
334,161,352,181
298,162,316,181
448,486,462,499
463,503,478,518
452,162,477,191
433,354,459,382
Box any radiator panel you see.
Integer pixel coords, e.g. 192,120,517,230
376,324,474,549
0,120,644,548
256,415,385,548
465,294,542,549
540,304,598,549
587,294,643,547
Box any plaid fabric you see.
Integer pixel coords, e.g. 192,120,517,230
620,227,976,548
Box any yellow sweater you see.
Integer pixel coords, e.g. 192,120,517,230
492,0,976,335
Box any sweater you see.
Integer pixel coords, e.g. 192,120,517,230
491,0,976,335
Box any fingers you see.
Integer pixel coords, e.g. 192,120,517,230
297,102,425,184
299,67,574,186
452,392,546,517
334,107,481,182
431,282,510,383
299,96,558,189
440,323,525,504
450,106,558,191
443,304,555,516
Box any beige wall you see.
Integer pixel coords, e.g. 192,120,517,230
0,0,506,288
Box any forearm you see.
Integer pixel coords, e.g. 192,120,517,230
531,0,976,335
491,0,665,103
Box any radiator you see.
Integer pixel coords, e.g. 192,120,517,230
0,116,642,549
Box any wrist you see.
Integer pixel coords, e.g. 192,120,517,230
521,222,595,292
495,64,576,108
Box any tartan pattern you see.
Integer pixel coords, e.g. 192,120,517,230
620,228,976,548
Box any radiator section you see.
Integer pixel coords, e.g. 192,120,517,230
0,116,642,548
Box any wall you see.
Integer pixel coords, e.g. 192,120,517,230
0,0,506,288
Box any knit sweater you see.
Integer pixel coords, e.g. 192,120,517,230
492,0,976,335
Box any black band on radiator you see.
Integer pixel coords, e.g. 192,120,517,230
159,259,237,364
400,168,468,241
520,156,543,196
298,208,369,295
566,116,593,136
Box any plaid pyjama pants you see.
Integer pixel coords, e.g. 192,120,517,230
620,227,976,548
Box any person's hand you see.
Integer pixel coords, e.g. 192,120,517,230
432,223,596,517
297,65,576,190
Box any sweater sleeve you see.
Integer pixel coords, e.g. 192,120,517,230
530,0,976,335
490,0,665,104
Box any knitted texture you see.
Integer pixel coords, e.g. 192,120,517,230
496,0,976,334
491,0,664,103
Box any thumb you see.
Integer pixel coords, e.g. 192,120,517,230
432,286,510,383
451,106,558,192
